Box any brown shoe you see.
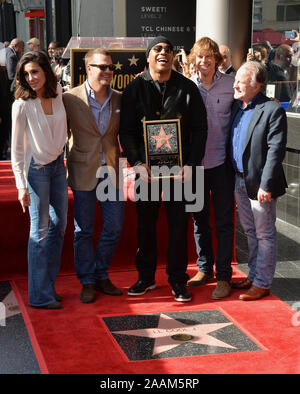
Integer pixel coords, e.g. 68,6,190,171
33,301,62,310
212,281,231,300
188,271,214,287
95,278,122,296
80,284,95,303
231,277,253,289
239,285,270,301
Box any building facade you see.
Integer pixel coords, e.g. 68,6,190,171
0,0,299,228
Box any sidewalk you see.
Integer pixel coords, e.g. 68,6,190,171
236,213,300,308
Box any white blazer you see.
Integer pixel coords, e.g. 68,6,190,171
11,83,67,189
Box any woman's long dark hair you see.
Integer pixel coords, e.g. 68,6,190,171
14,51,58,100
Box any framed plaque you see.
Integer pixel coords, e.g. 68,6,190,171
143,119,183,178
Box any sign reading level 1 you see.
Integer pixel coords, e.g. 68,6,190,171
127,0,196,52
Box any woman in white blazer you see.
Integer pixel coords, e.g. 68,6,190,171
11,51,68,309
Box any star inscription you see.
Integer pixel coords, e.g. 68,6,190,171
128,55,139,66
112,313,236,356
114,61,122,70
151,126,173,150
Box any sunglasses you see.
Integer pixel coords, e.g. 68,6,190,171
152,45,173,54
89,64,116,71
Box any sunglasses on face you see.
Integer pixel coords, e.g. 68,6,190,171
89,64,116,71
152,45,173,54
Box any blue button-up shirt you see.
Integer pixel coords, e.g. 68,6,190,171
231,92,263,173
190,70,234,169
85,80,113,164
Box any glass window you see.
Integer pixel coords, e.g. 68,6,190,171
277,5,285,21
253,1,263,24
252,0,300,114
285,4,300,21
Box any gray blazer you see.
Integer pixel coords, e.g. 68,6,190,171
5,46,18,91
230,94,288,199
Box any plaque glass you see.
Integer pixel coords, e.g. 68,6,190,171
143,119,183,179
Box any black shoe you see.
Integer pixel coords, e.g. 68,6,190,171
128,279,156,296
172,283,192,302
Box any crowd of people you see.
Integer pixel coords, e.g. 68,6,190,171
0,33,295,309
0,37,70,159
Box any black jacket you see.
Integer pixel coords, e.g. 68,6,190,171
230,94,288,199
119,70,207,167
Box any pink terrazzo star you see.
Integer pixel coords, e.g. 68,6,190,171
151,126,173,150
113,313,236,356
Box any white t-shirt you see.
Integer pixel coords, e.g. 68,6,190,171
11,83,67,189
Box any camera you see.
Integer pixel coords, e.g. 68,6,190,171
285,31,296,39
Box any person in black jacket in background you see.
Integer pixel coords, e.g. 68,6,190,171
119,36,207,302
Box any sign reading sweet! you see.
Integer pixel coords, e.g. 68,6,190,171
127,0,196,52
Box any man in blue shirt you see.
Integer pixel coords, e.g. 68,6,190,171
63,49,124,303
230,61,287,300
188,37,235,300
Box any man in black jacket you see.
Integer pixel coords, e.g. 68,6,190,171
119,36,207,302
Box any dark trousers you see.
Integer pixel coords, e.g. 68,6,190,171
192,163,234,282
135,180,190,286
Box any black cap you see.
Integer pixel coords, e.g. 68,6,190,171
146,36,174,58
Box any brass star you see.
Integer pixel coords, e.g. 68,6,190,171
114,61,122,70
128,55,139,66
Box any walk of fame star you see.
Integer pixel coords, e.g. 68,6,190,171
151,126,173,150
101,310,262,361
1,290,21,319
113,313,236,356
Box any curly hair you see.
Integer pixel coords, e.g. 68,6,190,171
190,37,223,70
14,51,58,100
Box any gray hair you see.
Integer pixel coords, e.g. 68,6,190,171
238,61,267,91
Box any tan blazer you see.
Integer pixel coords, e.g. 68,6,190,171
63,84,121,191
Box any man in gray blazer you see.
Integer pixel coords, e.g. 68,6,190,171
230,61,287,300
6,38,24,91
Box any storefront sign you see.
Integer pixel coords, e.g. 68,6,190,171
126,0,196,52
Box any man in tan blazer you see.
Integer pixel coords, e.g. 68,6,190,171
63,49,124,303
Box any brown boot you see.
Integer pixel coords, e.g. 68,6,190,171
239,285,270,301
80,284,95,303
212,281,231,299
95,278,122,296
231,277,253,289
188,272,214,287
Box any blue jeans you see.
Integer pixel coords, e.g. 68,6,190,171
234,175,277,289
72,177,124,284
27,153,68,307
192,163,234,282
